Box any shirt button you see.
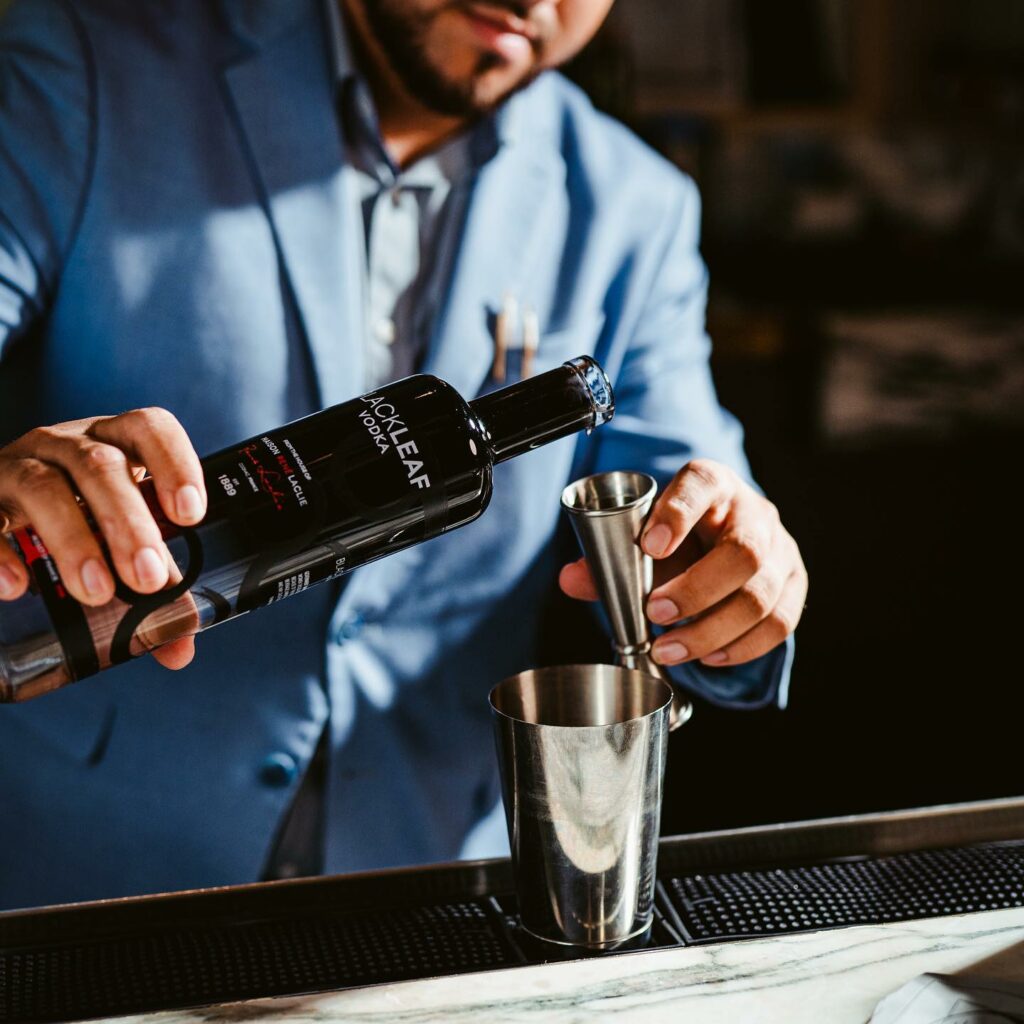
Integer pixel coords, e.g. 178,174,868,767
390,186,402,207
374,318,396,345
259,752,298,788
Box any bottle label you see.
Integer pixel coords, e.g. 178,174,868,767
357,396,432,489
203,430,344,613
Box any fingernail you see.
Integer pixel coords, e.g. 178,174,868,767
175,484,205,523
0,565,22,599
643,524,671,558
654,641,689,665
703,650,729,666
80,558,112,600
133,547,167,589
647,598,679,624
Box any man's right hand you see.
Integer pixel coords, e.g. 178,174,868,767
0,409,207,670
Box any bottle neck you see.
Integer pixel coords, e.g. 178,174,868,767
469,356,614,464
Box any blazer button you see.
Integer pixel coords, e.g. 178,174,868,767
259,752,298,788
332,614,364,646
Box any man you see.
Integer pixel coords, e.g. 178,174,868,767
0,0,807,909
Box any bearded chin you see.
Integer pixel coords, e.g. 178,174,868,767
360,1,529,117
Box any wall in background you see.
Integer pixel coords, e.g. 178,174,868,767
565,0,1024,834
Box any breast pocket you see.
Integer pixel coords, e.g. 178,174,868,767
483,311,607,390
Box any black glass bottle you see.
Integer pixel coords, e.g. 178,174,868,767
0,356,614,702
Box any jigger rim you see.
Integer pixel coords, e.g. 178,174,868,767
560,470,657,518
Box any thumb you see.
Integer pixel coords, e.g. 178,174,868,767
559,558,600,601
152,635,196,671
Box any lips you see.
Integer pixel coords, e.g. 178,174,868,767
467,3,537,39
460,2,539,59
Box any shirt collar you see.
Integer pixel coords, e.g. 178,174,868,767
323,0,510,182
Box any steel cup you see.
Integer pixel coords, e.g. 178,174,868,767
489,664,673,949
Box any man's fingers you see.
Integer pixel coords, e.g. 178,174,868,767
0,458,116,606
0,412,207,676
651,560,787,666
559,558,599,601
151,636,196,671
698,568,807,667
89,408,206,526
23,429,172,596
641,460,733,560
19,407,205,594
646,524,771,624
650,525,801,665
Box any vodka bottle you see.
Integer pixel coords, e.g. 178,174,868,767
0,357,613,701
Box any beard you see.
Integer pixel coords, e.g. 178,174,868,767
359,1,538,117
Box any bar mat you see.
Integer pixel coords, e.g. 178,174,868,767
1,900,517,1024
661,840,1024,944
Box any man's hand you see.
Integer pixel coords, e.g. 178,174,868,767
0,410,207,670
560,459,807,668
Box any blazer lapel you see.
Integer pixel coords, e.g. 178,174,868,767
220,0,365,408
421,90,564,401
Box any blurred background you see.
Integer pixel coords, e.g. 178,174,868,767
557,0,1024,835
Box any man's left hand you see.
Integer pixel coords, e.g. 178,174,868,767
559,459,808,667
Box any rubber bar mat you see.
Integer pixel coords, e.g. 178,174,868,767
0,900,520,1024
661,840,1024,944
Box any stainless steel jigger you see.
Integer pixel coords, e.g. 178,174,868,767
560,471,693,732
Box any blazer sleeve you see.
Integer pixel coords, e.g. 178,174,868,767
590,172,794,710
0,0,94,362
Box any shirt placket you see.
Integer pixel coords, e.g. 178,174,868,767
365,182,421,390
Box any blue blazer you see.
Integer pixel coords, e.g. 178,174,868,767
0,0,793,908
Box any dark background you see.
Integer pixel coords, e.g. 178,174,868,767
562,0,1024,835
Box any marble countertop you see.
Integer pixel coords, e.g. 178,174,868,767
102,906,1024,1024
